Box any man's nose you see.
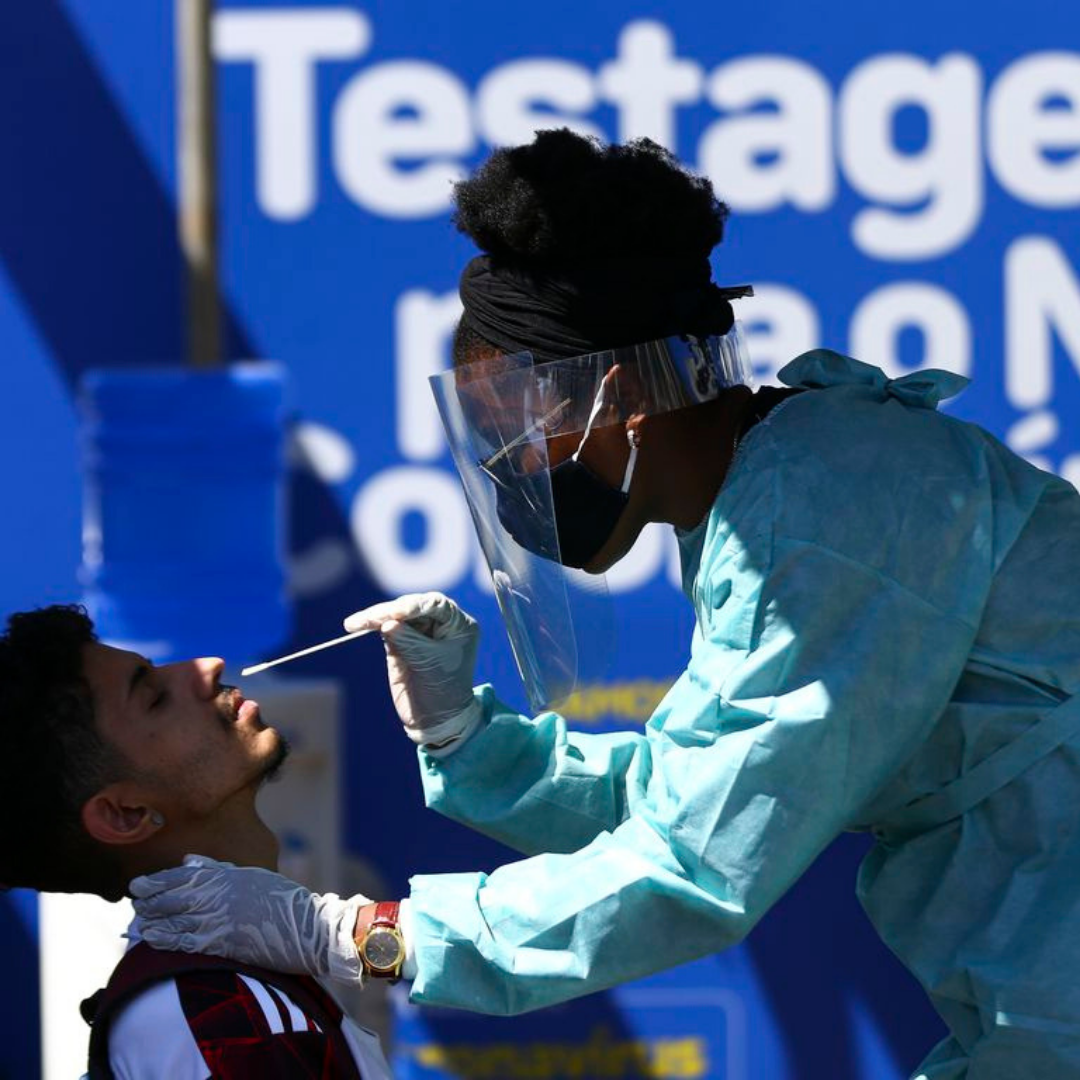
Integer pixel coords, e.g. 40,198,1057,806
190,656,226,698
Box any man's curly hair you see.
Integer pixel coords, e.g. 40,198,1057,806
0,605,127,898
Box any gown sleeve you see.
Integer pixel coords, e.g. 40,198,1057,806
416,684,657,857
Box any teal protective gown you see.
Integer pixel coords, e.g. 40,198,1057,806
406,351,1080,1079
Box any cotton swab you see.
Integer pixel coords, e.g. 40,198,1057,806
240,628,376,676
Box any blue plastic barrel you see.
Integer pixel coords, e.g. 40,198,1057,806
79,363,290,665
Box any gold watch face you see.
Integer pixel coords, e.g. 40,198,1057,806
362,927,404,972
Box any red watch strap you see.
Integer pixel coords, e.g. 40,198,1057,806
372,901,400,927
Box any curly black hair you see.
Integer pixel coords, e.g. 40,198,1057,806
0,605,127,898
453,128,728,266
451,129,730,364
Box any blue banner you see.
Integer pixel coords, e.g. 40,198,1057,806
2,1,1078,1075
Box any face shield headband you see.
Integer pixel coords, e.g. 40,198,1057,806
429,320,754,711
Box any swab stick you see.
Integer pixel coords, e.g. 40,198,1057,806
241,628,375,676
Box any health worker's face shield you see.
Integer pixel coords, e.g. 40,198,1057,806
429,322,754,712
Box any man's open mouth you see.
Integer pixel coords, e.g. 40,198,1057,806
237,698,261,724
219,686,264,728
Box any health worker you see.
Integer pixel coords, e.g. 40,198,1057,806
133,130,1080,1079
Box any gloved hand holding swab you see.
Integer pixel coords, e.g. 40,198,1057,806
241,628,375,677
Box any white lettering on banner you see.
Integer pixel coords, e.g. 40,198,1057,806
603,524,667,592
849,283,972,378
350,465,473,591
701,57,835,213
1005,237,1080,409
288,423,358,597
333,62,475,217
1003,409,1080,491
665,528,686,591
597,22,703,147
739,287,820,384
989,54,1080,206
395,289,463,461
213,9,369,220
291,537,355,596
472,551,497,595
1008,417,1080,492
291,421,356,483
1005,410,1060,474
839,54,983,260
1003,239,1080,477
213,10,1080,258
476,61,603,148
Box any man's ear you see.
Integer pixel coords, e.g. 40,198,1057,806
81,785,163,846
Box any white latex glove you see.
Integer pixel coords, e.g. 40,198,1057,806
343,591,482,755
129,855,369,984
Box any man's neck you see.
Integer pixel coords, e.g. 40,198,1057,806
124,814,280,884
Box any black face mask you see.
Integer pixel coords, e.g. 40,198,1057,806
491,457,629,571
548,458,630,569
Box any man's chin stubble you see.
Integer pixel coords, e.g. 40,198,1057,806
258,735,291,786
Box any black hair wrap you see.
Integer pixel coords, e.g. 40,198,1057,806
459,254,736,364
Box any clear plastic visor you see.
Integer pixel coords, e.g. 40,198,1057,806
466,324,752,484
429,324,753,711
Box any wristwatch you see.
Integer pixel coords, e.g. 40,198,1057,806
355,901,406,981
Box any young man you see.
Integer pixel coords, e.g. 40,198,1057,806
0,604,391,1079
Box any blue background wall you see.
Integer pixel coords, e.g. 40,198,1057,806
2,1,1079,1076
